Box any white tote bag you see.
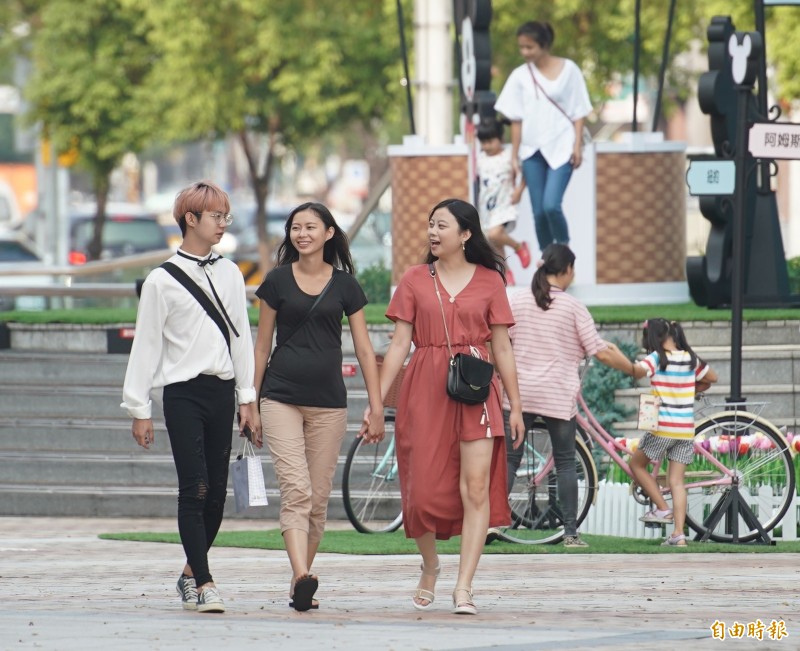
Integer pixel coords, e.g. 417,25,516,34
231,439,268,512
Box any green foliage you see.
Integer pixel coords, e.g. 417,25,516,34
25,0,154,178
128,0,411,258
356,261,391,305
581,339,638,436
787,257,800,295
489,0,705,107
489,1,800,113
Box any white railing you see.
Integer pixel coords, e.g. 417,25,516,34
582,479,798,541
0,249,259,300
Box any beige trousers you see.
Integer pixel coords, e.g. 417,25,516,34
260,398,347,544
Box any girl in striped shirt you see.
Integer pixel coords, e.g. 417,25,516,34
630,319,717,547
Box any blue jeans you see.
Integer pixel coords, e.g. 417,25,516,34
503,410,580,536
521,151,573,251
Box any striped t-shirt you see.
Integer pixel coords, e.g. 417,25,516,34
638,350,710,439
504,287,606,420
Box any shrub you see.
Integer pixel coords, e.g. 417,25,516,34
787,257,800,294
356,261,391,304
581,338,639,436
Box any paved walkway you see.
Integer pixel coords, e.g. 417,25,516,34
0,517,795,650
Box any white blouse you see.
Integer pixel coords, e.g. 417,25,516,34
121,250,256,420
494,59,592,169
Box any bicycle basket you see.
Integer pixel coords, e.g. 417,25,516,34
377,356,407,410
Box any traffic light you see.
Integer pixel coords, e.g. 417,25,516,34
454,1,495,121
687,16,791,307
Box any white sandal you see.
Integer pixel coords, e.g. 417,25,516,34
452,586,478,615
411,562,441,611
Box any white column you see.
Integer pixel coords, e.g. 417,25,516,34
413,0,453,146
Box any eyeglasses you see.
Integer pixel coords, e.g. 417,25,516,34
193,211,234,226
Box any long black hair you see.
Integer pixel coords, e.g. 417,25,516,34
642,318,699,371
275,202,355,274
532,243,575,310
424,198,506,282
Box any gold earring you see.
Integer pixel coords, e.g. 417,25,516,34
461,240,466,251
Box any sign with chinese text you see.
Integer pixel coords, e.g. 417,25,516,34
748,122,800,160
686,160,736,196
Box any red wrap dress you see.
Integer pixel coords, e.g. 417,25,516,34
386,264,513,540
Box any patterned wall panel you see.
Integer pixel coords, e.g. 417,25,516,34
389,155,469,285
595,152,686,284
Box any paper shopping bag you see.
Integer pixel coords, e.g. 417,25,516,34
231,440,268,513
637,393,661,432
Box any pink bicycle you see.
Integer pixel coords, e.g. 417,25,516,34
496,392,796,545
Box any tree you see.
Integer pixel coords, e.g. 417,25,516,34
132,0,410,271
24,0,156,260
488,1,800,118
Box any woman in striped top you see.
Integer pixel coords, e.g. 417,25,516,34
502,243,635,547
630,319,717,547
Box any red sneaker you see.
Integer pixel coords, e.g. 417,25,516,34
506,268,516,286
516,242,531,268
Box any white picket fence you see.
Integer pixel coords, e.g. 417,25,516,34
581,480,798,541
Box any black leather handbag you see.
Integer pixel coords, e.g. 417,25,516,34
429,263,494,405
446,352,494,404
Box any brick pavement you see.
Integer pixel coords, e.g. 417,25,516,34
0,517,795,650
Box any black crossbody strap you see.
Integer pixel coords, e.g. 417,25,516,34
161,262,231,354
270,272,337,363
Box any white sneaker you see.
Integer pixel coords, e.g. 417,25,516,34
197,586,225,613
176,574,197,611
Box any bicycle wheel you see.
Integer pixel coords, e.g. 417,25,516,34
498,424,598,544
342,416,403,533
685,412,795,542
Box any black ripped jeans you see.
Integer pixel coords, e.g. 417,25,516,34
163,374,235,587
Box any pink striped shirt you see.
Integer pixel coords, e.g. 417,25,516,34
503,287,606,420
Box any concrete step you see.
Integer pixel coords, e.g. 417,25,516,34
0,483,355,520
597,320,800,348
6,320,800,353
0,351,128,385
0,418,368,452
0,350,372,391
0,442,374,489
0,384,373,425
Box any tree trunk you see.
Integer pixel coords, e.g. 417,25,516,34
87,174,110,261
238,122,279,277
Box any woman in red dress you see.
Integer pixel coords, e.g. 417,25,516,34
370,198,525,615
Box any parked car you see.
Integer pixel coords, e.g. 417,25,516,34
226,201,293,262
0,231,52,310
68,204,170,264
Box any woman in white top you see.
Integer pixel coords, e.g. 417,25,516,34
494,21,592,253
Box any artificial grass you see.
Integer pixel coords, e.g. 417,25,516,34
99,529,800,554
2,302,799,326
0,304,393,326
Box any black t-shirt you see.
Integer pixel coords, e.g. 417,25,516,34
255,265,368,408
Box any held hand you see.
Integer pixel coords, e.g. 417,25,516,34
508,410,526,450
365,410,385,444
239,404,262,449
511,156,521,180
132,418,154,450
251,407,264,448
511,186,524,205
359,406,373,440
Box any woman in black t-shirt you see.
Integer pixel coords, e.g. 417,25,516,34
253,202,384,611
